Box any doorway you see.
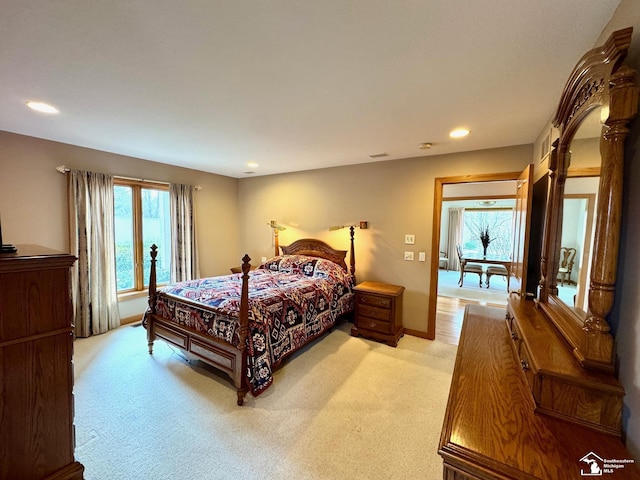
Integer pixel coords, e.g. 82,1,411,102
427,171,523,343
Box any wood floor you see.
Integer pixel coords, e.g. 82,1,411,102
435,295,506,346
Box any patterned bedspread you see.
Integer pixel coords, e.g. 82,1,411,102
154,255,354,395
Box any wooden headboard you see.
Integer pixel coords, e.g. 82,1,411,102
280,229,356,283
281,239,348,269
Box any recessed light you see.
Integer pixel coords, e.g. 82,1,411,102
419,142,433,149
246,162,259,169
450,128,469,138
26,101,59,114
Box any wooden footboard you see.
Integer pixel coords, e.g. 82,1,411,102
144,245,251,405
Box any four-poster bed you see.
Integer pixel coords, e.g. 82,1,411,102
143,233,356,406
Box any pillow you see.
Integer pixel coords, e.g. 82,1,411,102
260,256,288,272
260,254,350,282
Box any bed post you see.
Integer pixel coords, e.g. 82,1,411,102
236,254,251,406
349,225,356,284
146,244,158,354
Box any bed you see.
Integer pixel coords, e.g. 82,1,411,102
142,234,356,405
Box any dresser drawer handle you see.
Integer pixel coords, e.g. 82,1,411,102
511,332,518,341
367,320,377,328
520,358,529,372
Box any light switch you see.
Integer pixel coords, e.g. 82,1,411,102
404,234,415,245
404,251,414,261
261,256,267,263
418,252,426,262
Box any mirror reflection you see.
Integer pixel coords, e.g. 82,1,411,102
558,177,598,311
555,107,601,316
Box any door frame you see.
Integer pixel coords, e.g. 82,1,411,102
562,192,596,311
427,171,522,340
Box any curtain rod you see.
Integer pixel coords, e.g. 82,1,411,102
55,165,201,190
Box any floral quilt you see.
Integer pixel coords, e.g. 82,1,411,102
154,255,354,395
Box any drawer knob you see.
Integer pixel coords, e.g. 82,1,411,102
511,332,518,341
368,320,377,328
520,358,529,372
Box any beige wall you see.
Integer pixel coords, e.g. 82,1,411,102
0,130,240,317
0,131,239,274
238,144,532,333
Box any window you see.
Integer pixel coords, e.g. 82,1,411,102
114,180,171,293
461,208,513,258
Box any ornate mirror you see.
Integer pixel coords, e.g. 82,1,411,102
537,27,638,373
557,108,601,313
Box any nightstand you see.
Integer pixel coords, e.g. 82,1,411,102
351,281,405,347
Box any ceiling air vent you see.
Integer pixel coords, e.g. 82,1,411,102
368,152,389,159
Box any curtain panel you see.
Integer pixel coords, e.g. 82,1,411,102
447,208,464,272
68,170,120,337
170,183,199,283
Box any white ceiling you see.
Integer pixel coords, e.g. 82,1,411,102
0,1,621,178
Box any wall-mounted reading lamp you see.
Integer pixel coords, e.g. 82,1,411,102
268,220,287,256
329,221,369,231
328,222,368,282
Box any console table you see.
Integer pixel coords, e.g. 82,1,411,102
438,304,638,479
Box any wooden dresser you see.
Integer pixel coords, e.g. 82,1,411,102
0,245,84,480
350,281,404,347
439,304,639,479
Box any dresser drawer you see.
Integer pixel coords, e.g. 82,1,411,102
508,313,523,353
517,336,539,406
358,316,391,334
358,304,392,321
505,308,514,331
357,293,391,309
508,313,538,402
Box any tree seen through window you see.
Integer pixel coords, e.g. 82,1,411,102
461,208,513,258
114,183,171,292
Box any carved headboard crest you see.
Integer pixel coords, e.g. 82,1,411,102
280,238,348,271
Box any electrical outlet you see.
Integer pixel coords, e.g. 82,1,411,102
404,251,414,261
418,252,426,262
261,256,267,263
404,234,415,245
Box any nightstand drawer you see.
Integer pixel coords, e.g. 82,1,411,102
358,304,391,321
359,317,391,334
357,293,391,309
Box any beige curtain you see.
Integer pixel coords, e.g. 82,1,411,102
170,183,199,283
68,170,120,337
447,208,464,272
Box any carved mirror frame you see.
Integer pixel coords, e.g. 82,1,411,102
537,27,638,373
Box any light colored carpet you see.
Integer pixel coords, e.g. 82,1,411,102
438,269,508,305
73,321,458,480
